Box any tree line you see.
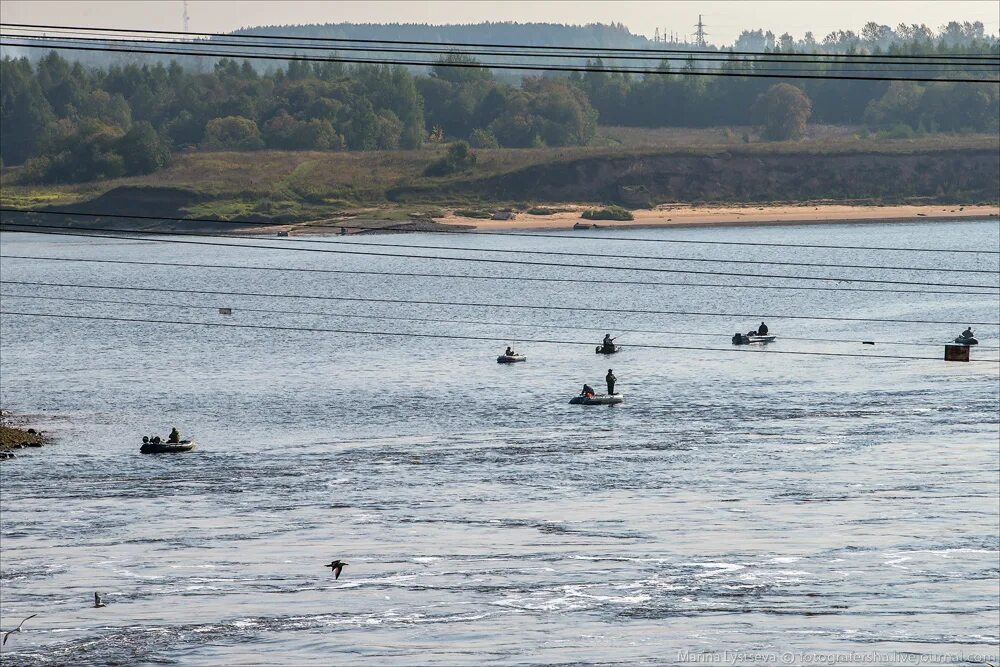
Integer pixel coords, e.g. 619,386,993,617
1,33,997,184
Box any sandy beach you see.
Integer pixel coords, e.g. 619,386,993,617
438,203,1000,232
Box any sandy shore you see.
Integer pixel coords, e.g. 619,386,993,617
438,204,999,232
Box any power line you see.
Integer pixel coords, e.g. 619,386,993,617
3,310,996,363
4,210,995,274
4,30,996,69
3,223,996,289
6,291,996,349
4,207,996,255
3,254,990,296
4,280,997,326
5,22,998,60
2,39,996,83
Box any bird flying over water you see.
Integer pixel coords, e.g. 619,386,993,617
94,592,106,608
326,560,348,579
2,614,37,645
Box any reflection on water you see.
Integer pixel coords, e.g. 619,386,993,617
1,220,998,665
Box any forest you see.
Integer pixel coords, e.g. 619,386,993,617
0,19,997,184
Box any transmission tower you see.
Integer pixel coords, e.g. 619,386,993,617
694,14,708,47
182,0,190,32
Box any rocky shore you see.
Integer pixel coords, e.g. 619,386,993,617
0,412,49,459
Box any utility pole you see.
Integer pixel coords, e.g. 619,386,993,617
694,14,708,47
182,0,190,32
654,27,660,43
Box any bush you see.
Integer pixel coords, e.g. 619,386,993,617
424,141,477,176
581,206,634,221
454,208,492,218
469,128,499,149
526,206,563,215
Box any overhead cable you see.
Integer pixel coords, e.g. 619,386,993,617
1,39,996,83
5,291,996,349
3,223,996,289
3,310,997,363
4,22,998,60
3,254,992,296
3,279,997,326
4,207,997,255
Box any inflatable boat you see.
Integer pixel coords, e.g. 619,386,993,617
569,393,624,405
140,439,196,454
595,344,621,354
732,334,776,345
953,336,978,345
497,354,527,363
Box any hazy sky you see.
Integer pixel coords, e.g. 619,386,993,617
3,1,998,45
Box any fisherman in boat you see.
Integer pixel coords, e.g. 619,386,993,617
581,384,595,398
168,427,181,443
960,327,975,340
757,322,768,335
601,333,616,353
505,346,514,357
606,369,617,395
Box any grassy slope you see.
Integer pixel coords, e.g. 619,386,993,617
1,127,997,221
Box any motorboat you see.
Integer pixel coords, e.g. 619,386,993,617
140,439,196,454
497,353,527,363
570,393,624,405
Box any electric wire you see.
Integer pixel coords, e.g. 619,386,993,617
3,310,996,363
3,211,996,274
2,254,991,296
4,207,996,255
5,22,998,61
3,279,997,326
3,223,996,289
4,31,996,71
2,39,996,83
4,291,996,349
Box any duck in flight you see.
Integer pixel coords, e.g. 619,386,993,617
3,614,37,645
326,560,348,579
94,592,106,608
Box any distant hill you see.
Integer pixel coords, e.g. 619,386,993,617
230,21,654,49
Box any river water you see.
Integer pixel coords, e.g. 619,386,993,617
0,219,998,666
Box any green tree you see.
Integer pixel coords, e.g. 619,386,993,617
0,57,55,164
117,121,170,174
752,83,813,140
202,115,264,150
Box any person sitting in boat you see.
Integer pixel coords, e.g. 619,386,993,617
960,327,975,340
168,427,181,443
505,346,514,356
757,322,768,335
581,384,595,398
601,334,616,352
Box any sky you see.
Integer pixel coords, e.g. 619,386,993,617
2,0,998,45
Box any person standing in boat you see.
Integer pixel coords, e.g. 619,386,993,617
757,322,768,336
606,369,617,395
